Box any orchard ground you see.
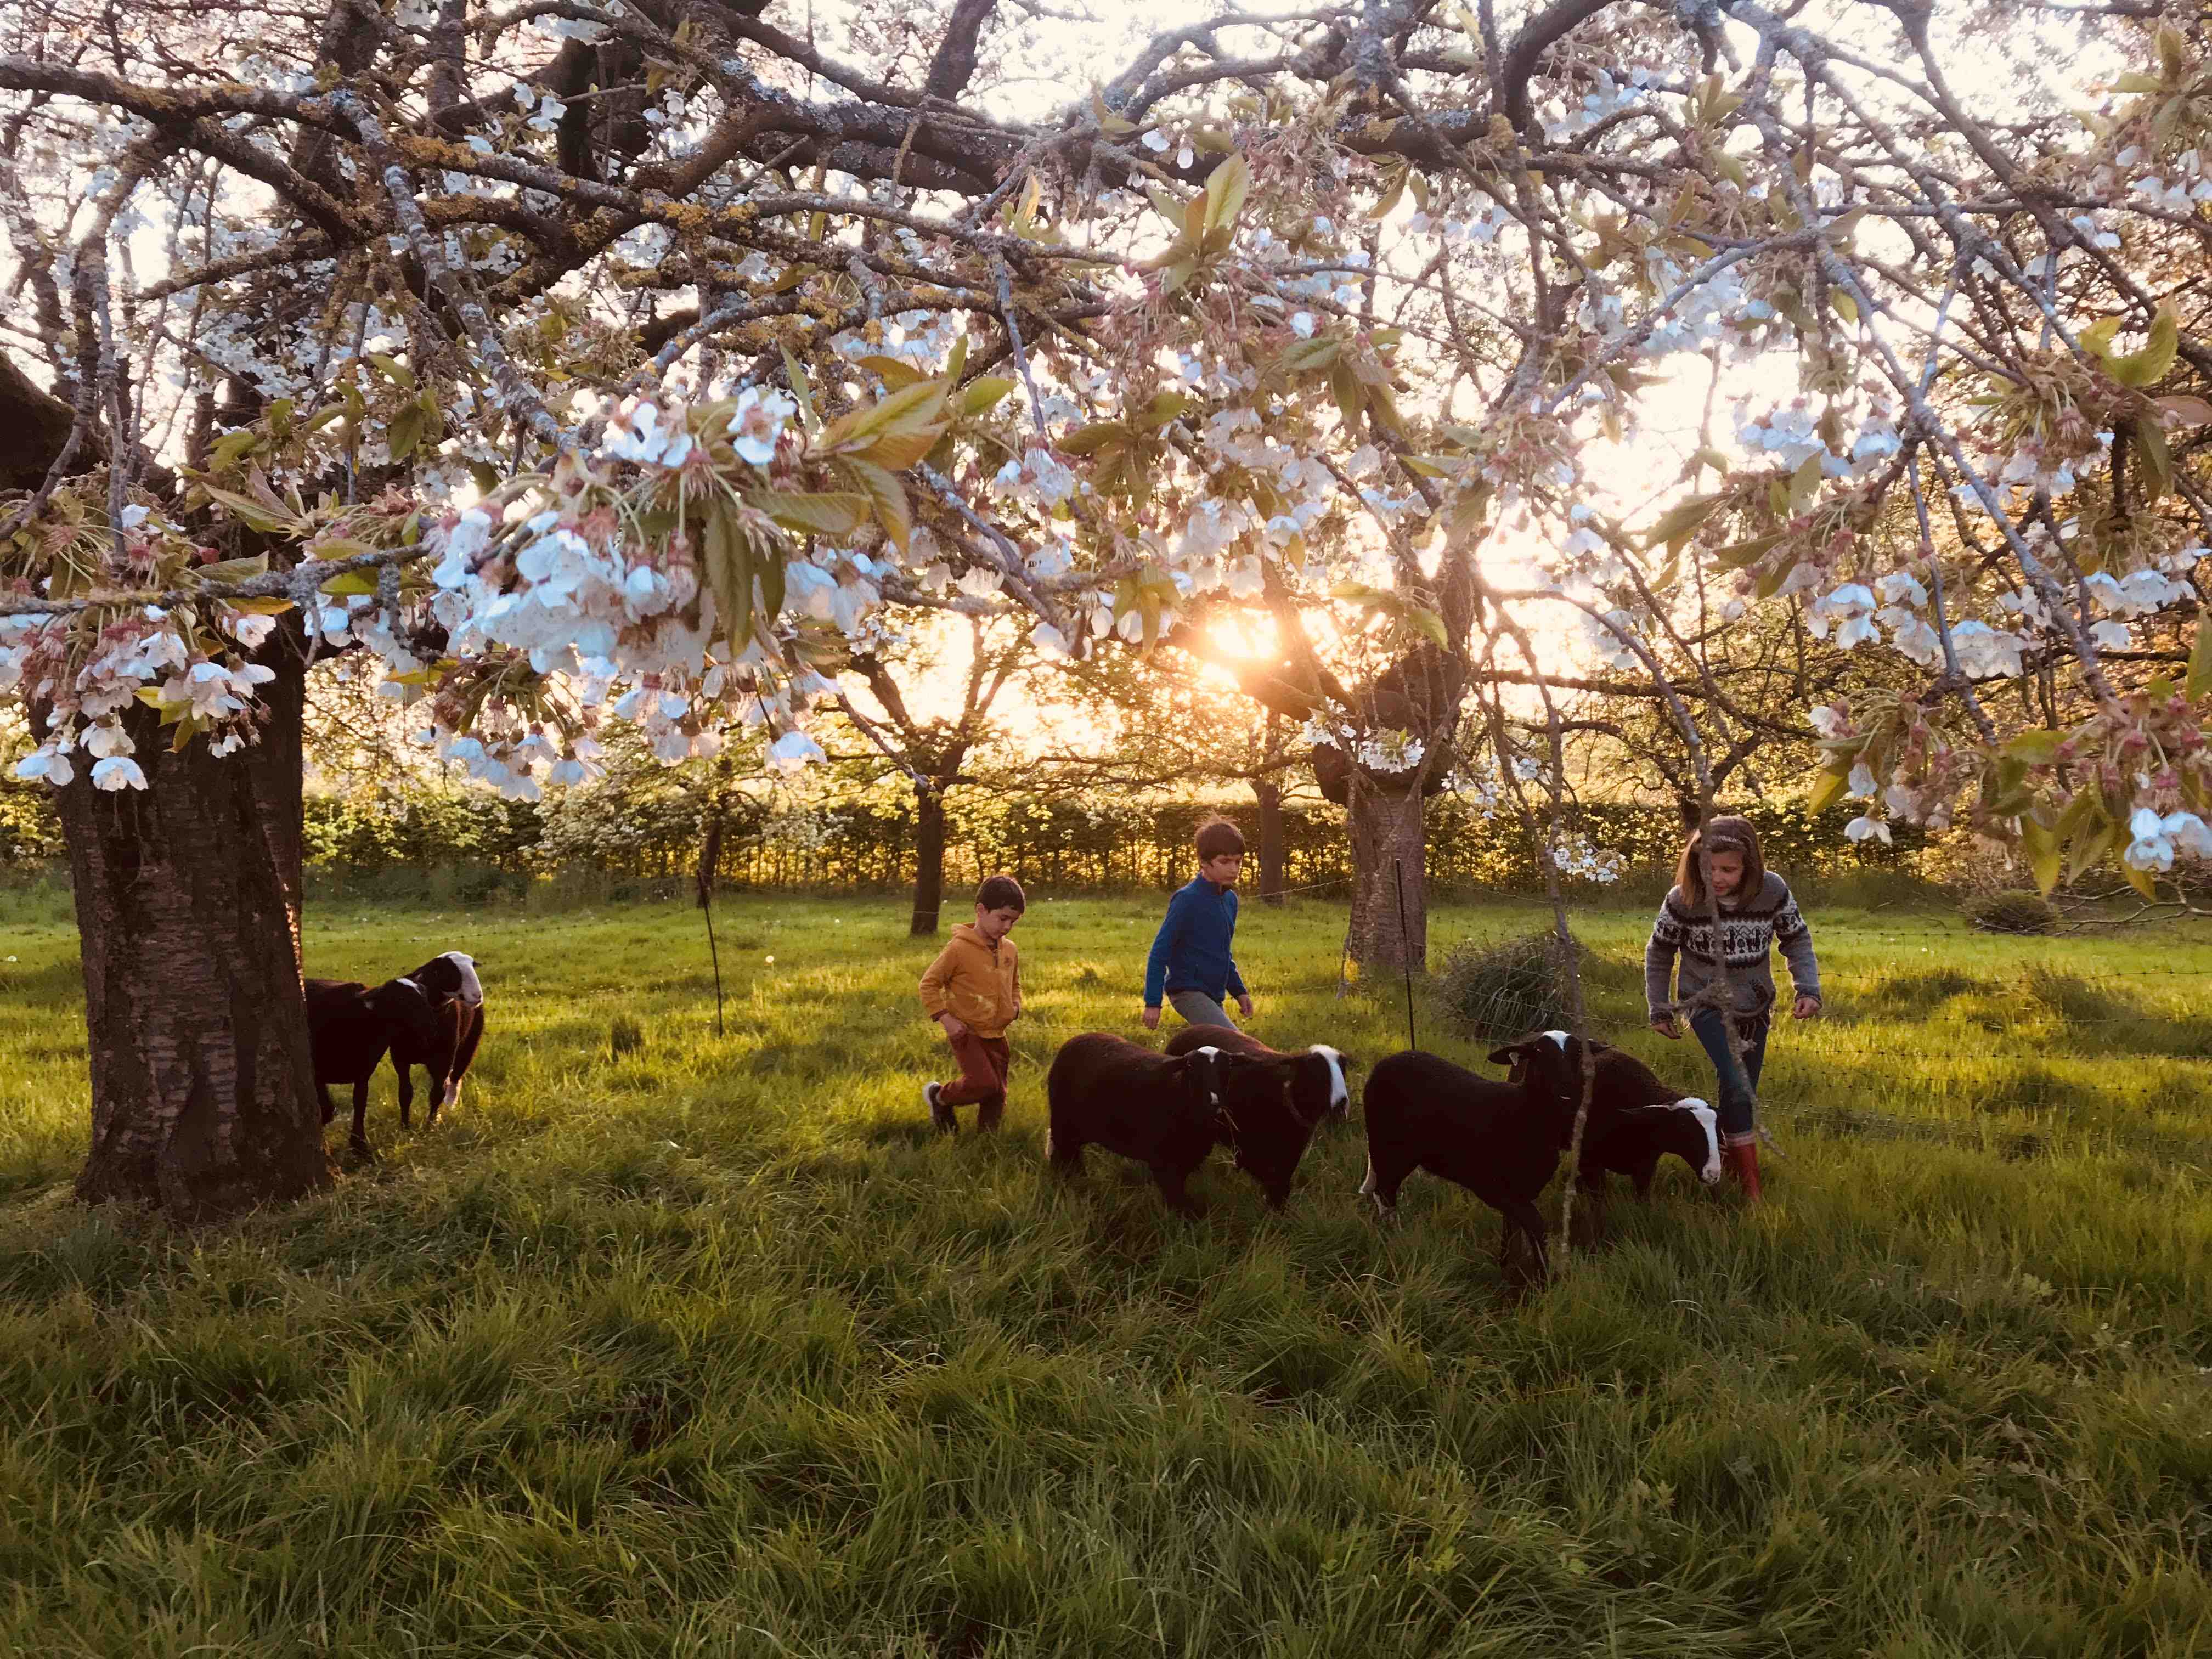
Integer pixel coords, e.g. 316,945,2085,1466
1,885,2209,1657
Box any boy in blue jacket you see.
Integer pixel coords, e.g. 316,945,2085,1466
1142,819,1256,1031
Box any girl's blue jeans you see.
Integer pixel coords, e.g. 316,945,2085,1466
1689,1009,1768,1141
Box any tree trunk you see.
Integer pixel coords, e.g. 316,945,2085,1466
1346,772,1428,974
1253,777,1286,905
910,783,949,936
46,642,332,1221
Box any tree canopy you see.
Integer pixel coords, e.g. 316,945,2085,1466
6,0,2212,898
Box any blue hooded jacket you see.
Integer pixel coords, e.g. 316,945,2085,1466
1143,876,1246,1006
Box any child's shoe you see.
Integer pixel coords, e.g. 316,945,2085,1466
924,1082,957,1134
1724,1139,1763,1203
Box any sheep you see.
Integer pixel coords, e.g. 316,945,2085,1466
1488,1030,1722,1238
1045,1032,1298,1217
1164,1023,1357,1125
1357,1034,1593,1280
305,976,443,1159
388,952,486,1124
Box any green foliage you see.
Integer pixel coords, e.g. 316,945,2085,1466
1967,889,2062,936
2,896,2210,1655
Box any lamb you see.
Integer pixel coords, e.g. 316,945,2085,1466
1163,1024,1356,1124
1045,1032,1301,1216
1489,1030,1723,1235
305,976,443,1159
390,951,486,1122
1357,1040,1588,1280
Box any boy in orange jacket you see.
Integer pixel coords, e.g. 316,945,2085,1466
918,873,1025,1133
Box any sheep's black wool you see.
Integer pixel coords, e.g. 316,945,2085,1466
305,951,487,1159
1046,1032,1301,1216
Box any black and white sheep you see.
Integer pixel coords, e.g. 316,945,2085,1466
1045,1032,1301,1216
304,951,486,1157
1357,1039,1589,1279
1493,1030,1722,1232
1164,1024,1356,1125
305,976,443,1158
390,951,486,1121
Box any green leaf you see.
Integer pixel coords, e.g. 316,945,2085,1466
387,403,425,462
1402,604,1448,650
1754,549,1802,600
200,484,300,537
1058,421,1130,457
2078,315,2124,360
1132,391,1188,431
366,352,415,390
1641,493,1719,549
843,458,912,552
855,354,924,390
752,489,871,539
2134,413,2174,499
1711,532,1784,571
759,548,786,622
194,553,270,585
1808,766,1850,815
2108,304,2179,387
705,500,751,648
320,569,378,596
1202,153,1251,236
2002,729,2066,765
2068,815,2118,881
1788,452,1825,513
2187,612,2212,701
2019,813,2063,895
961,376,1017,416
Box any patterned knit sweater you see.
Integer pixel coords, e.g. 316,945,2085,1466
1644,871,1820,1021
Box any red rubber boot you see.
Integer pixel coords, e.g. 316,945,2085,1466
1725,1139,1764,1203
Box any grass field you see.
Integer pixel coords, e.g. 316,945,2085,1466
2,886,2210,1657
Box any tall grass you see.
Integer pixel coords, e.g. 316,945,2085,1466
2,893,2208,1656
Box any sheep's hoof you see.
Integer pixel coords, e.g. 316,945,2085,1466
345,1141,378,1166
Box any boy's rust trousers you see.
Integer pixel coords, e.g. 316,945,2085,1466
937,1030,1011,1128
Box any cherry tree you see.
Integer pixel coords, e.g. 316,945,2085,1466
5,0,2211,1216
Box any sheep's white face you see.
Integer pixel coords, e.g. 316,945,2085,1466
1676,1097,1722,1183
441,951,483,1007
1190,1045,1224,1109
1310,1046,1350,1111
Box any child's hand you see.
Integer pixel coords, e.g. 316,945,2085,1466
1235,994,1255,1020
1141,1005,1161,1031
1792,995,1821,1020
1009,1000,1023,1024
938,1012,969,1039
1650,1015,1681,1040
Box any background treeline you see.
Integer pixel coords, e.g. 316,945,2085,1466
3,770,1922,900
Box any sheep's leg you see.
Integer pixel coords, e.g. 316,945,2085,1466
424,1070,448,1128
1358,1152,1404,1223
1153,1164,1205,1220
317,1080,337,1127
448,1007,484,1113
349,1079,374,1161
1505,1200,1550,1283
394,1059,414,1129
1630,1156,1660,1200
1045,1124,1084,1176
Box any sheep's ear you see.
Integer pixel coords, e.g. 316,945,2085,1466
1486,1042,1525,1067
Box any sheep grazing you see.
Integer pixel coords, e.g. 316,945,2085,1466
1164,1024,1357,1125
1045,1032,1302,1217
305,976,443,1159
391,952,487,1122
1489,1030,1722,1235
1358,1041,1589,1280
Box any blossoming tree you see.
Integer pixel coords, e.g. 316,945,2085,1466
4,0,2210,1215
